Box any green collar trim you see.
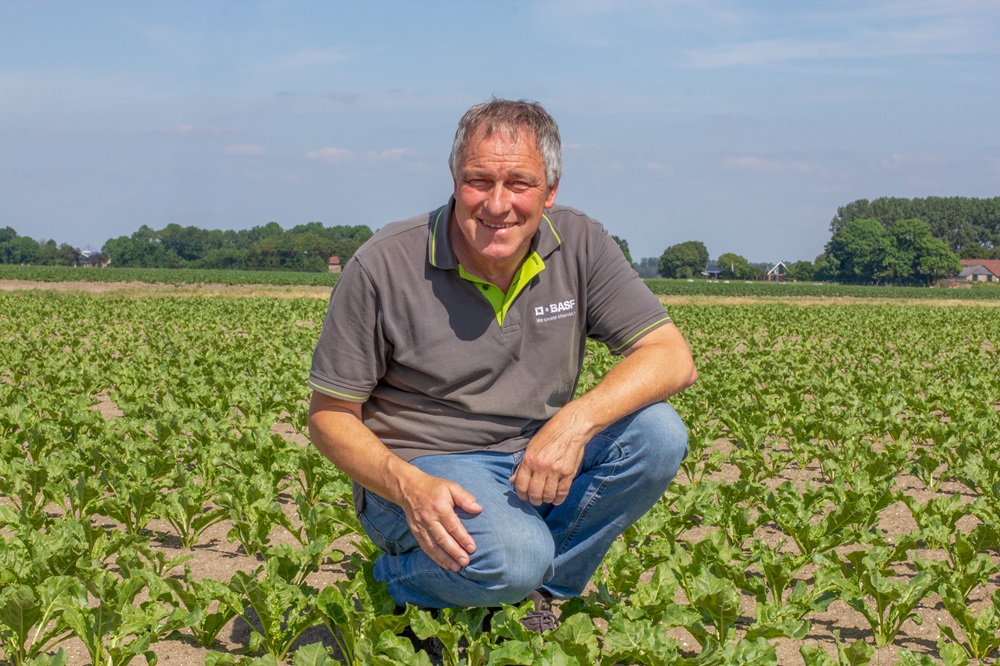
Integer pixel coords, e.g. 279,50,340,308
458,250,546,327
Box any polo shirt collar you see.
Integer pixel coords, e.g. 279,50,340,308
428,197,563,271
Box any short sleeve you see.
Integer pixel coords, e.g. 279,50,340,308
308,256,389,401
584,226,671,354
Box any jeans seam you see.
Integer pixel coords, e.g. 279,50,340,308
556,435,624,557
360,491,407,552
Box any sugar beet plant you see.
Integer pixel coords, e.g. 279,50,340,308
2,291,999,665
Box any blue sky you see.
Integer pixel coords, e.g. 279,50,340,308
2,0,999,263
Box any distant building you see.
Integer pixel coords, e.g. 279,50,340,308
766,261,787,282
957,259,1000,282
328,255,342,273
701,262,722,279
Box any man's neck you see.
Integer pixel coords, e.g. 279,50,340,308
448,223,528,293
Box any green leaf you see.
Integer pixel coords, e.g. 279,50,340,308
291,642,340,666
550,613,599,666
485,639,536,665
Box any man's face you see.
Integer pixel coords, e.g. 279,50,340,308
451,129,558,279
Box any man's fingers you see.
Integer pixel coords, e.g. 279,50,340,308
511,466,531,502
439,506,477,556
415,524,469,571
553,476,573,506
451,486,483,517
541,475,561,505
512,466,566,506
403,476,481,571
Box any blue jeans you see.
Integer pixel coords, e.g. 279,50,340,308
358,402,688,608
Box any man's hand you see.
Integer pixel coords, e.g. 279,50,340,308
510,406,592,506
309,391,482,572
399,472,482,571
508,323,697,508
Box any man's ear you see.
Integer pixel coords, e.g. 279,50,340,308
544,180,559,208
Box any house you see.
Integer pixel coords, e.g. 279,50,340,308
328,255,342,273
957,259,1000,282
766,261,787,282
701,262,722,280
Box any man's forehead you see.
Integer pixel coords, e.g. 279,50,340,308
468,124,538,152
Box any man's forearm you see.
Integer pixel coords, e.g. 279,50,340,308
569,322,697,438
307,390,482,570
513,322,697,506
307,392,418,506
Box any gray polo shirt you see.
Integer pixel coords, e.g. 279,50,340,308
308,198,671,462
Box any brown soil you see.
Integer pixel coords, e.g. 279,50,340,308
0,279,332,299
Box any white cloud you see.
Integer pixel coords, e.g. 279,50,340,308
163,124,236,137
223,144,266,156
878,153,942,170
723,155,822,175
304,147,411,165
305,147,353,164
674,2,1000,69
646,162,675,176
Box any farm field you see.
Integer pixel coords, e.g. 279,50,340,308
1,284,999,665
4,264,1000,302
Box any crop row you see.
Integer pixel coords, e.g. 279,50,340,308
4,264,1000,301
1,293,999,664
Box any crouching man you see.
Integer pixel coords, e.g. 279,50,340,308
307,98,696,631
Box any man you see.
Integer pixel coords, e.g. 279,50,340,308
307,99,696,629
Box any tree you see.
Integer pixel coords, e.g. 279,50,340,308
39,239,80,266
826,216,961,285
659,241,708,279
611,235,633,265
882,218,934,283
635,257,659,278
813,253,836,281
716,252,753,280
785,260,816,282
826,218,894,284
829,196,1000,255
0,236,43,264
915,236,961,284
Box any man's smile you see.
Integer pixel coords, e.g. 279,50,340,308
480,219,518,230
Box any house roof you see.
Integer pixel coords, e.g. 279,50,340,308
766,261,787,275
959,265,994,277
959,259,1000,277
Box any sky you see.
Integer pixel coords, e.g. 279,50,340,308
2,0,999,263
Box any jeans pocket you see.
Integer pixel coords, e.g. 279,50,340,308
358,490,414,556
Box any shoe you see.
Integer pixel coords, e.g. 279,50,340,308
519,589,559,633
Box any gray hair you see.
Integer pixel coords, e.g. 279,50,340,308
448,98,562,188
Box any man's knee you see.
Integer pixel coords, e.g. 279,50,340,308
462,521,554,605
626,401,689,486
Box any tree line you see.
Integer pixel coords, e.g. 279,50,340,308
0,227,89,266
5,195,996,284
643,196,999,286
0,222,374,272
831,196,1000,259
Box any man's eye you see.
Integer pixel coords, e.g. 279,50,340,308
509,181,531,192
466,179,491,189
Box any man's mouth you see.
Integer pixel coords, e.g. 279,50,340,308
480,219,516,230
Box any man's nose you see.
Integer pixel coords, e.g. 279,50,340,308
484,184,512,215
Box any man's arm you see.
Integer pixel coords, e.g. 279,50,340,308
308,392,482,571
511,322,697,506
